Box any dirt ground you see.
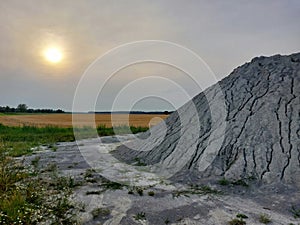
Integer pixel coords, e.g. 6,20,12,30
21,136,300,225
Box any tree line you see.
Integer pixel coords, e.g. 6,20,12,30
0,104,65,113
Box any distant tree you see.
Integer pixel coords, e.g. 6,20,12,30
17,104,28,112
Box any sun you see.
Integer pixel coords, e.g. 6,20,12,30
44,47,63,63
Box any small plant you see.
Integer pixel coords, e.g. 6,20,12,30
228,213,248,225
31,156,40,169
219,178,230,186
48,144,58,151
228,218,246,225
148,191,155,196
84,168,96,178
91,207,111,219
136,187,144,196
291,205,300,218
101,180,124,190
232,179,249,187
86,190,103,195
172,185,221,198
127,186,134,194
259,214,271,224
236,213,248,219
134,157,146,166
133,211,146,221
165,218,170,224
44,162,57,172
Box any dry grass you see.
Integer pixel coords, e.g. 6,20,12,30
0,113,168,128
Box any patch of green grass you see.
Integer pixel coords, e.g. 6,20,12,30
228,218,246,225
291,205,300,218
133,211,146,221
172,185,221,198
86,190,103,195
258,214,271,224
0,123,148,157
101,180,125,190
236,213,248,219
232,179,249,187
0,146,79,224
91,207,111,219
148,191,155,196
218,178,230,186
0,123,149,224
97,125,148,136
31,156,41,169
134,157,147,166
136,187,144,196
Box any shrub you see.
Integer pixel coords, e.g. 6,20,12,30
219,178,230,186
91,207,110,219
133,212,146,221
148,191,155,196
228,218,246,225
259,214,271,224
291,205,300,218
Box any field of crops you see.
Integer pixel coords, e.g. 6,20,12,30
0,113,168,127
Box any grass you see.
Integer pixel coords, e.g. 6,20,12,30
291,205,300,218
0,123,148,156
228,218,246,225
258,214,271,224
133,157,147,166
0,123,148,224
0,145,79,224
172,184,221,198
133,212,146,221
228,214,248,225
91,207,110,219
97,125,148,136
236,214,248,219
218,178,254,187
148,191,155,196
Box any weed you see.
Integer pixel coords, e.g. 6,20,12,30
228,218,246,225
91,207,111,219
48,144,58,151
86,190,103,195
148,191,155,196
136,187,144,196
232,179,249,187
0,147,79,224
0,124,148,157
291,205,300,218
44,162,57,172
134,157,147,166
219,178,230,186
173,184,221,198
128,186,134,194
133,211,146,221
236,213,248,219
84,168,96,178
259,214,271,224
101,180,125,190
31,156,41,169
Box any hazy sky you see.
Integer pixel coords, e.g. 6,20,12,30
1,0,299,111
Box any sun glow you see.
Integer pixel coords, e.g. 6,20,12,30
44,47,63,63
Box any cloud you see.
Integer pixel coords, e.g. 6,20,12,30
0,0,299,110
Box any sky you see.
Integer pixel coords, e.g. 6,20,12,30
0,0,299,112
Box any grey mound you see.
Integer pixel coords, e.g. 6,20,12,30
114,53,300,188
